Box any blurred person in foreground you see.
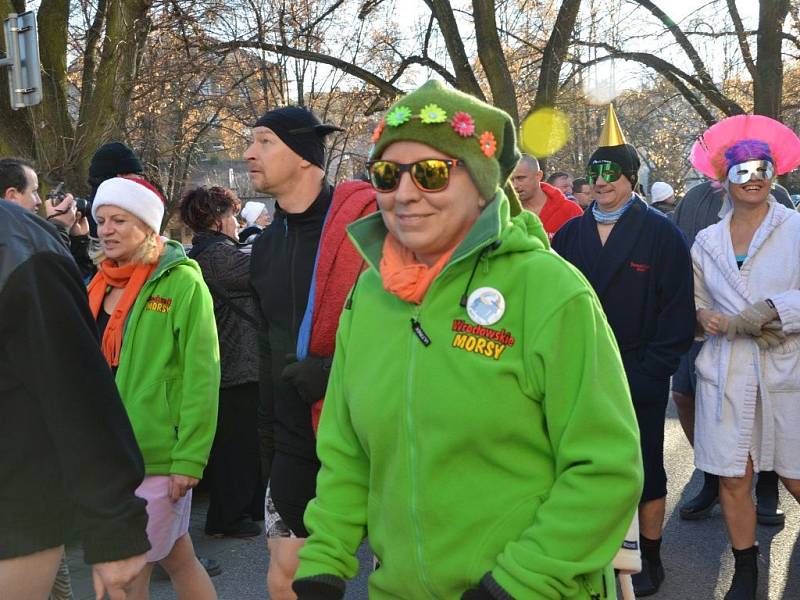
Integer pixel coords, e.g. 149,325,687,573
0,197,149,600
291,80,642,600
689,116,800,599
87,177,220,599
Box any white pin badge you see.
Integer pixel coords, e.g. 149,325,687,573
466,287,506,326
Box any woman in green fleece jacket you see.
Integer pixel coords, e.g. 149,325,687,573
292,81,643,600
87,176,220,599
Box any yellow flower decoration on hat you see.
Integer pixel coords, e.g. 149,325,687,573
419,104,447,124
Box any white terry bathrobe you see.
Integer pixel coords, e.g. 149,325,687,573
692,200,800,478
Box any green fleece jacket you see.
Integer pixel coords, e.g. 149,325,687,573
296,193,643,599
115,240,220,479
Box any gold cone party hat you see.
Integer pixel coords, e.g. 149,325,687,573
597,103,627,147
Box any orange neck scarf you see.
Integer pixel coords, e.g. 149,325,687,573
87,260,156,367
379,234,457,304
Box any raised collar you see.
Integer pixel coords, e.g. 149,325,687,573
274,182,333,228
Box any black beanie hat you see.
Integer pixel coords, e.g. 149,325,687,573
588,143,640,184
253,106,344,169
88,142,143,184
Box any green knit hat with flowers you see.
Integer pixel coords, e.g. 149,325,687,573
369,79,522,215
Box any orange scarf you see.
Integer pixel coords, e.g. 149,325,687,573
87,260,156,367
379,234,456,304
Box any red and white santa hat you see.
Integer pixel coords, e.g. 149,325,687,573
91,176,165,234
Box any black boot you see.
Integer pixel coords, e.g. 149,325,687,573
724,546,758,600
680,471,719,520
756,471,785,526
632,536,665,597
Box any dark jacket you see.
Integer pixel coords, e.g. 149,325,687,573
190,230,259,388
51,220,95,280
552,197,695,403
250,184,332,533
0,200,150,563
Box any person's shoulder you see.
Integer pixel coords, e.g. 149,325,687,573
0,201,66,264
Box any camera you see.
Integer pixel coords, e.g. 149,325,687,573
47,182,89,215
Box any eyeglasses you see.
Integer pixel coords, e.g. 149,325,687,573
366,159,461,193
587,161,623,185
727,160,775,185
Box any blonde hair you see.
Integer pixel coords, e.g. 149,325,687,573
91,230,164,266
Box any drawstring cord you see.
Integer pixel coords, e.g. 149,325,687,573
459,240,501,307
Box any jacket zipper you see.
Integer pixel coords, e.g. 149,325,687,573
406,304,436,597
288,223,299,345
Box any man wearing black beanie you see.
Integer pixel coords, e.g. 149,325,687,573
245,106,345,598
86,142,145,239
552,105,695,597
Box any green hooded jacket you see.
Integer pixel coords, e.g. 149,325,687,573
115,240,220,479
296,193,643,599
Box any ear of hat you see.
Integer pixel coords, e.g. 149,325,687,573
91,177,165,234
369,80,522,216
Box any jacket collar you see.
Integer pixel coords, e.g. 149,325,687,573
578,194,648,297
274,182,333,228
695,200,793,301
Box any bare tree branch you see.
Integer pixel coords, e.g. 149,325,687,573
725,0,757,81
423,0,486,99
473,0,518,122
213,39,403,99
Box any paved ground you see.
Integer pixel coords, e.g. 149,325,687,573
66,400,799,599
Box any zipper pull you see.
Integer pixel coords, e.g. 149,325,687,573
410,318,431,346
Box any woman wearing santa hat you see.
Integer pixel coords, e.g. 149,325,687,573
87,176,220,599
690,115,800,599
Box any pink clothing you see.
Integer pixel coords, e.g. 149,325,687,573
136,475,192,562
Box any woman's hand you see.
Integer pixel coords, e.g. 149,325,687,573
168,474,199,503
697,309,728,337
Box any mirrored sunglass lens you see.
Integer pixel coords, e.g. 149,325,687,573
588,163,621,183
412,160,450,191
370,162,400,190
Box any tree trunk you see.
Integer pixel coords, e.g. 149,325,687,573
530,0,582,170
754,0,789,119
71,0,152,192
472,0,518,123
424,0,486,100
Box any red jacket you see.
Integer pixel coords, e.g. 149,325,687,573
309,180,377,431
538,182,583,239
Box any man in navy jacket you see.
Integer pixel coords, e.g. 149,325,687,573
553,136,694,597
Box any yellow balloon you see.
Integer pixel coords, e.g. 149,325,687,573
519,108,571,157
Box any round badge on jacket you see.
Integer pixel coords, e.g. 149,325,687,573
466,287,506,326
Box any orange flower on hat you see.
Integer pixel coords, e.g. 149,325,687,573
371,119,386,143
479,131,497,157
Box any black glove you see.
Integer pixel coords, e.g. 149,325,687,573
281,353,332,405
462,574,514,600
292,576,345,599
462,587,495,600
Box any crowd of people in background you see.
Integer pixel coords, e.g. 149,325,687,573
2,78,800,600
